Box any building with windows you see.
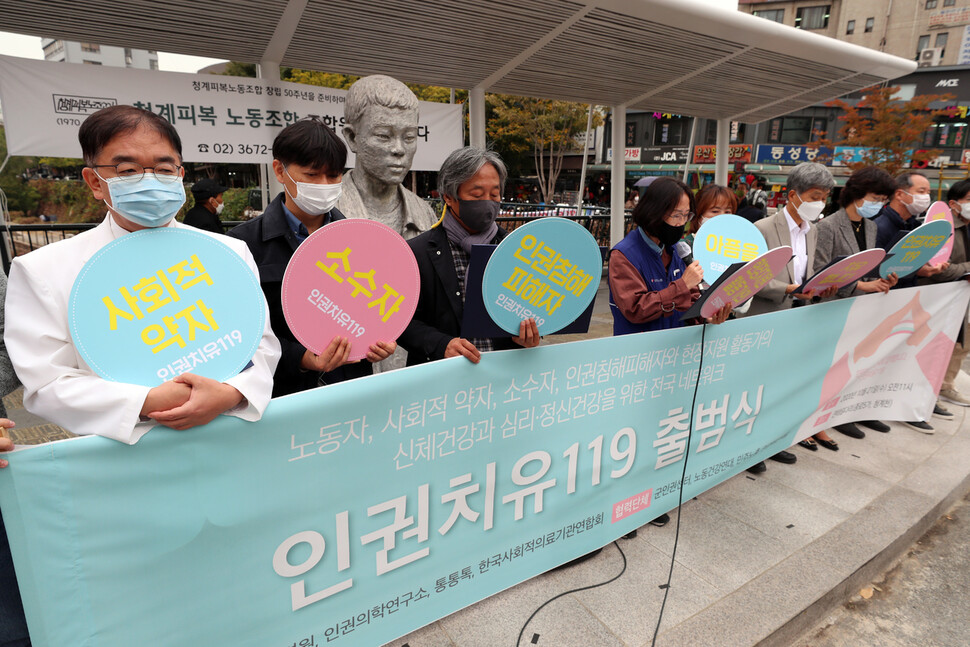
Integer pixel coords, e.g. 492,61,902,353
739,0,970,66
41,39,158,69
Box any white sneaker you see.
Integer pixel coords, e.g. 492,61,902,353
939,387,970,407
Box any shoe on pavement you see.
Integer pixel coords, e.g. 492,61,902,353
858,419,890,433
769,450,797,464
939,387,970,407
933,402,954,418
833,423,865,439
904,420,935,434
747,461,767,474
649,513,670,527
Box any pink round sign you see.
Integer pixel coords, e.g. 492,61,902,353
800,248,886,294
925,201,955,266
282,220,419,362
700,246,793,319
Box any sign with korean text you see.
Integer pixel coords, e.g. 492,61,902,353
831,146,868,167
282,220,419,362
68,228,265,386
924,201,956,265
4,282,966,647
686,246,792,320
799,248,887,294
879,219,953,279
641,146,689,163
482,218,602,335
0,55,461,170
692,214,768,284
606,147,642,162
692,144,752,164
754,145,832,165
930,7,970,26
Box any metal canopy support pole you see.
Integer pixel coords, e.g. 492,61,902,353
469,87,486,148
255,0,308,211
682,117,699,183
575,104,594,217
610,105,627,248
715,117,730,186
257,60,284,210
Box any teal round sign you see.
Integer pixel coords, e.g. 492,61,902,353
69,228,265,386
880,219,953,279
482,218,602,335
693,214,768,284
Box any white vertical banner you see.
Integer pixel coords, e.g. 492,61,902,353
0,55,462,170
960,25,970,66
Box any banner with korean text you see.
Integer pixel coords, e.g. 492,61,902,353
1,283,967,647
0,55,461,170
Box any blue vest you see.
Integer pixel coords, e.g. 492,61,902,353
609,229,688,336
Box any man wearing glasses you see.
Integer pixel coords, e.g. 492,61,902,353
3,105,281,445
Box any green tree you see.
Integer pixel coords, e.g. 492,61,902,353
490,96,601,202
816,85,956,174
0,125,40,215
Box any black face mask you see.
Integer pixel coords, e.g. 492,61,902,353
653,221,685,248
455,199,500,233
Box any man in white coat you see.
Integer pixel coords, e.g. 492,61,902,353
3,105,281,445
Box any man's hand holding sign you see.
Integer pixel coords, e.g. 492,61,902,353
5,105,280,445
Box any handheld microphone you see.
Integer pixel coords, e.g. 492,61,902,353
674,240,693,265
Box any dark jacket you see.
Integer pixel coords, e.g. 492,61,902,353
183,204,223,234
398,225,516,366
228,193,369,396
873,204,918,251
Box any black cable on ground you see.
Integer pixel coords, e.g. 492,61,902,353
514,540,628,647
516,321,710,647
650,320,708,647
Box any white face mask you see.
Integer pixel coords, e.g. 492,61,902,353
794,194,825,221
903,191,931,216
959,202,970,222
215,201,225,216
284,168,342,216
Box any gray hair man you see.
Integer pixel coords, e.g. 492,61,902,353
398,147,539,367
743,162,838,472
746,162,836,316
338,74,437,239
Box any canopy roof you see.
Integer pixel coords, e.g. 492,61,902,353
1,0,916,122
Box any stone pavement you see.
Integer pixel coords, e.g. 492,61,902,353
5,278,970,647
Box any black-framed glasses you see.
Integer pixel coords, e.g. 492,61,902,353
93,162,183,183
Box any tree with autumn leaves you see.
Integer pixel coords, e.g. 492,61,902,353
816,85,956,174
488,96,601,203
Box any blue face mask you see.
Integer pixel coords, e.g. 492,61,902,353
103,174,186,227
857,200,883,219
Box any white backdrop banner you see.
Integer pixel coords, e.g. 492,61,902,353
0,55,462,170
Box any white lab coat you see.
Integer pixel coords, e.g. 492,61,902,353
3,215,281,444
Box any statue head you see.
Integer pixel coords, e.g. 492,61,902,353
343,75,420,187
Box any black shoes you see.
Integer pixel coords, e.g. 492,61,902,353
834,423,865,439
649,513,670,527
816,437,839,451
769,450,797,464
933,403,954,418
858,420,890,433
798,439,818,451
904,420,935,434
747,461,767,474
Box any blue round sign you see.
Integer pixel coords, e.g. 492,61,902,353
692,215,768,284
483,218,602,335
880,219,953,279
69,228,265,386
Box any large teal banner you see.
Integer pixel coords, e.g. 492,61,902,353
1,283,967,647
